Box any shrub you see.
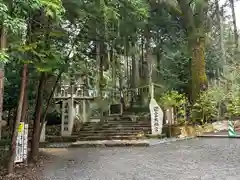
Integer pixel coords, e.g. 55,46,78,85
159,91,187,124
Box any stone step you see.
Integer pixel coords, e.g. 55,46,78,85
100,124,151,128
77,129,149,133
104,120,150,123
46,136,78,142
94,120,150,123
70,140,150,147
82,124,151,128
39,140,150,148
106,120,150,123
83,123,150,128
78,135,145,141
80,127,151,132
73,130,150,136
75,118,151,141
84,123,150,127
78,132,142,137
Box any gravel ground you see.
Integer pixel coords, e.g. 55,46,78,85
39,138,240,180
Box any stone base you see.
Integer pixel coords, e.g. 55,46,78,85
61,131,72,137
46,135,78,142
39,137,197,148
70,140,150,147
40,140,150,148
145,134,166,139
89,117,101,122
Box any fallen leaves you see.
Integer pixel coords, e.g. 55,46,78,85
0,152,52,180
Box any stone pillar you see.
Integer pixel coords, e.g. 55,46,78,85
75,104,80,116
61,100,70,136
61,99,75,137
83,99,87,123
68,98,74,135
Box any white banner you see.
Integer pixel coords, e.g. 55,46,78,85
149,98,163,135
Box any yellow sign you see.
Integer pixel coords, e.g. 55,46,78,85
18,122,24,133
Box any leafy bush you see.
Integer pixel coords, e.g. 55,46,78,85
159,90,186,108
226,93,240,117
159,91,187,124
192,90,218,123
191,85,227,123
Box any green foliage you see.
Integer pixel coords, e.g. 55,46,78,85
192,89,219,123
159,91,187,124
224,73,240,117
0,51,9,63
159,90,186,108
40,0,65,18
226,97,240,117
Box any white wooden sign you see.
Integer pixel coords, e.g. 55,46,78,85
23,124,28,160
15,122,28,163
15,122,24,163
149,98,163,135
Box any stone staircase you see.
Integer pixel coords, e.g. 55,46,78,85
74,117,151,141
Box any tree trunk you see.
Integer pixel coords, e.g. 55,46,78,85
7,108,11,126
21,90,28,122
99,50,104,119
8,64,28,174
31,72,46,161
0,27,6,140
215,0,226,76
21,77,28,165
131,45,136,86
139,36,145,103
130,43,139,105
118,60,125,110
21,69,29,123
229,0,238,49
96,40,104,120
39,72,62,137
177,0,208,103
125,38,129,89
11,107,17,136
191,37,208,103
111,45,116,101
145,27,153,98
